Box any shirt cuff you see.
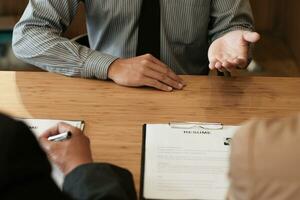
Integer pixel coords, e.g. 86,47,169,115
82,51,118,80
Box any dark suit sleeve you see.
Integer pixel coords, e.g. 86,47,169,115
0,114,71,200
63,163,137,200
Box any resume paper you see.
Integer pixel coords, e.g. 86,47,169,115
143,124,239,200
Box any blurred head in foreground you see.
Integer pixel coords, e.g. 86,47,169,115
228,114,300,200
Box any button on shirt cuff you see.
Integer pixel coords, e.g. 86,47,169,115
82,51,118,80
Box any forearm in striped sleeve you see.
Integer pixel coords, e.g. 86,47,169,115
12,0,117,79
208,0,255,43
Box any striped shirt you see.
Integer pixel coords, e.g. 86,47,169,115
12,0,254,80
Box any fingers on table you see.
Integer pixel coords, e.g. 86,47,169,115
143,68,183,90
143,76,173,92
147,55,185,84
140,54,185,91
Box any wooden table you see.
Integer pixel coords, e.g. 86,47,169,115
1,71,300,192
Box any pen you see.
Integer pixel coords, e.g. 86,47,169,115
48,131,72,142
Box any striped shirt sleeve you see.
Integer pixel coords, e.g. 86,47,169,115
12,0,117,80
209,0,254,43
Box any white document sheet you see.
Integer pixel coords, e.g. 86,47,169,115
20,118,84,188
143,124,239,200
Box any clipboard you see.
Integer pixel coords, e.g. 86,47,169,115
140,122,239,200
19,118,85,133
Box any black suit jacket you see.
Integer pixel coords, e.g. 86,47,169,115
0,114,137,200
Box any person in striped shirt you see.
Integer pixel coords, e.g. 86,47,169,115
13,0,260,92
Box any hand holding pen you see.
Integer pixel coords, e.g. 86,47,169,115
48,131,72,142
38,122,93,175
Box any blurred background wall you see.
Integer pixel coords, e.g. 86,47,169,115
249,0,300,76
0,0,299,76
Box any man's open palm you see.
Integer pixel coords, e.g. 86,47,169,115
208,30,260,72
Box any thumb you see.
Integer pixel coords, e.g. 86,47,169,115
243,31,260,43
38,133,55,151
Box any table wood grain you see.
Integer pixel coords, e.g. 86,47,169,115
1,71,300,192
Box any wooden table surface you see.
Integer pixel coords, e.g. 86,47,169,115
1,71,300,192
